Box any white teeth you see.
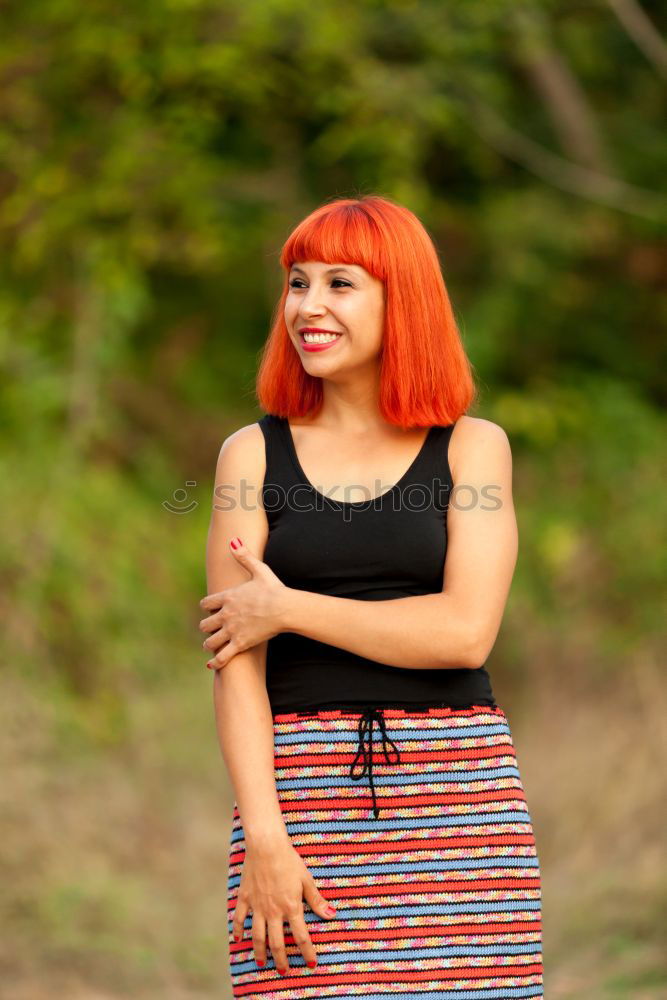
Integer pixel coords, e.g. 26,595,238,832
303,332,341,344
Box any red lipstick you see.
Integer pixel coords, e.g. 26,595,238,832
299,327,343,352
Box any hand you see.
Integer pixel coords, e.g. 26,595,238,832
199,537,291,669
232,835,338,974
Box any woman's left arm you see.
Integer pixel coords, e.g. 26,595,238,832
202,418,518,671
283,419,518,669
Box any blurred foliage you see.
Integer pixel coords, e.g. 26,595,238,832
0,2,666,993
1,0,664,696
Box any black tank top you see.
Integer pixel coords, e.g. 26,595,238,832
258,414,496,715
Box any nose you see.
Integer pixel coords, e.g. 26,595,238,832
299,285,328,319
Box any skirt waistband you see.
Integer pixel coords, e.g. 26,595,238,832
274,699,498,719
272,702,505,820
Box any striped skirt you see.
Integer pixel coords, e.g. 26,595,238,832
227,703,544,998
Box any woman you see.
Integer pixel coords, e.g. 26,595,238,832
199,195,544,998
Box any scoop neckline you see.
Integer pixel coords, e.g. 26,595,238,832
281,418,440,507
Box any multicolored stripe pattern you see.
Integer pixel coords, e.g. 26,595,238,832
227,704,544,998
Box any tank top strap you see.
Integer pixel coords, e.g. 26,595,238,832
257,413,301,493
418,422,457,508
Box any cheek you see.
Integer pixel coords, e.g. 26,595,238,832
367,301,385,343
342,298,383,340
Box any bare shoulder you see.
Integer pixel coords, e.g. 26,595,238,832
208,421,268,560
215,421,266,482
448,415,512,482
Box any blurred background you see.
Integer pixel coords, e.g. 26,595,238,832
1,1,665,997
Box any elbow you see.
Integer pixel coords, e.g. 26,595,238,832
460,625,493,670
435,629,489,670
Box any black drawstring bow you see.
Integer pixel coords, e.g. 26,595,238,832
349,707,401,819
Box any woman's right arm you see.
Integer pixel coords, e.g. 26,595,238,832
206,425,286,845
204,424,336,973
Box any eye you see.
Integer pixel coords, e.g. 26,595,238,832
288,278,351,288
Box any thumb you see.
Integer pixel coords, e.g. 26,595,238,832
303,876,337,920
229,536,256,568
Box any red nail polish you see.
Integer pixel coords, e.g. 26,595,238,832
307,960,317,968
277,967,288,975
230,537,240,549
256,959,265,967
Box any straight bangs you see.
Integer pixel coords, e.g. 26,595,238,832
256,195,477,425
280,201,388,282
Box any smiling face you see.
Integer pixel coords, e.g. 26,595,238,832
285,261,386,375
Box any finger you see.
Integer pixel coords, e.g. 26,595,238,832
288,910,318,970
202,627,228,653
251,912,268,968
232,898,250,945
267,917,290,975
199,591,226,611
208,640,241,669
228,538,263,575
198,612,223,633
207,645,232,670
303,874,338,921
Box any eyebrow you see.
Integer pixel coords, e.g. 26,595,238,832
290,265,356,276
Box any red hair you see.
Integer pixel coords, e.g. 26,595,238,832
255,194,478,428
